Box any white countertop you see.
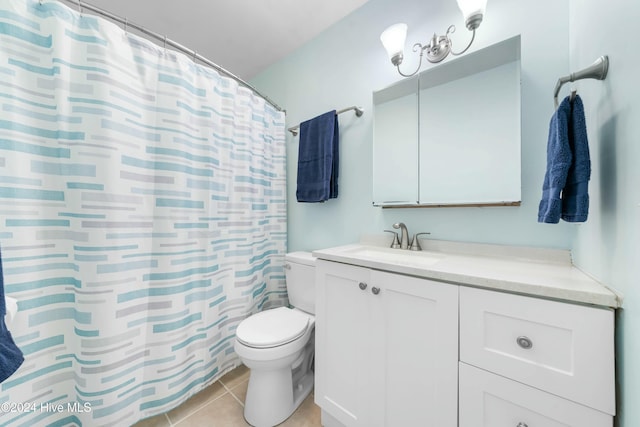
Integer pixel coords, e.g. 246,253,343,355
312,239,621,309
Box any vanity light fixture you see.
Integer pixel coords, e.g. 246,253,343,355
380,0,487,77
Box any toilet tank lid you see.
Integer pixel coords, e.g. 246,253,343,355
285,251,315,266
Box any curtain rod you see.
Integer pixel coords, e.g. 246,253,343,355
55,0,285,112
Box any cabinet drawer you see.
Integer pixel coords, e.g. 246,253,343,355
459,363,612,427
459,286,614,415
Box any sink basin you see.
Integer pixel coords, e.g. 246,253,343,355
338,245,444,267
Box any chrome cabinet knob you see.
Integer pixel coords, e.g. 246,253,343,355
516,423,528,427
358,282,367,290
371,287,381,295
517,336,533,350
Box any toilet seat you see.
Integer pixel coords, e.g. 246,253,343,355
236,307,310,349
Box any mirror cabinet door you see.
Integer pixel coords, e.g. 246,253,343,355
418,49,521,204
372,77,419,206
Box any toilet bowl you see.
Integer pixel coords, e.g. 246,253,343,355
234,252,316,427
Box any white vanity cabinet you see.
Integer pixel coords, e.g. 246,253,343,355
314,248,617,427
315,260,459,427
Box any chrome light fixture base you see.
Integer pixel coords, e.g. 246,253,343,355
424,33,452,63
392,25,476,77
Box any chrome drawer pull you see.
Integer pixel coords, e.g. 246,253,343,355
517,423,529,427
358,282,367,290
371,287,381,295
517,336,533,350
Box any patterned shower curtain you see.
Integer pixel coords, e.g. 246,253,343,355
0,0,287,425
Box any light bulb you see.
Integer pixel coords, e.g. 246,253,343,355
380,23,408,66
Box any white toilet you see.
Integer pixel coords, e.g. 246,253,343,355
234,251,316,427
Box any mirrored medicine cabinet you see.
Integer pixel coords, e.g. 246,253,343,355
372,36,522,207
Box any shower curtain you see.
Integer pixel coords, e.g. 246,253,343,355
0,0,287,425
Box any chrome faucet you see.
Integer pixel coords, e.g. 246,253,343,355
393,222,409,250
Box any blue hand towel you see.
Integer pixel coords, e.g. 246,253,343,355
561,95,591,222
0,246,24,383
296,110,339,202
538,97,573,223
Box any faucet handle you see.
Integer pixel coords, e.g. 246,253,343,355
384,230,401,249
409,232,431,251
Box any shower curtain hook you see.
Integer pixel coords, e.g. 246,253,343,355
124,18,128,33
77,0,82,15
193,50,197,63
164,35,167,50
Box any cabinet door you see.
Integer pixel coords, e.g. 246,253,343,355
459,362,612,427
315,260,372,427
370,271,459,427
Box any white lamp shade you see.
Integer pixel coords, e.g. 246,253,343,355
380,23,408,60
456,0,487,21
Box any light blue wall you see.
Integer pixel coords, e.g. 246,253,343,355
252,0,574,253
568,0,639,424
251,0,638,423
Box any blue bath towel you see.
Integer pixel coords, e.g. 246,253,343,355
0,246,24,383
296,110,339,202
561,95,591,222
538,97,573,223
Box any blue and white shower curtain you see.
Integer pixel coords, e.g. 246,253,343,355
0,0,287,425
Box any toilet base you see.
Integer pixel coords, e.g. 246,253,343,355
236,309,316,427
244,369,313,427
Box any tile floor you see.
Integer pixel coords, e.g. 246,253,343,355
132,365,321,427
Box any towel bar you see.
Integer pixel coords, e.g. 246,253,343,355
288,106,364,136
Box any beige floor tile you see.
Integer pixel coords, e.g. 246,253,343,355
279,392,321,427
229,378,249,406
166,381,227,424
176,393,250,427
133,365,319,427
131,413,171,427
220,364,250,389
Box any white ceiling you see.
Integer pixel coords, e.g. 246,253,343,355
81,0,371,80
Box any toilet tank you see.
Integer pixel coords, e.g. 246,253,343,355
285,251,316,315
